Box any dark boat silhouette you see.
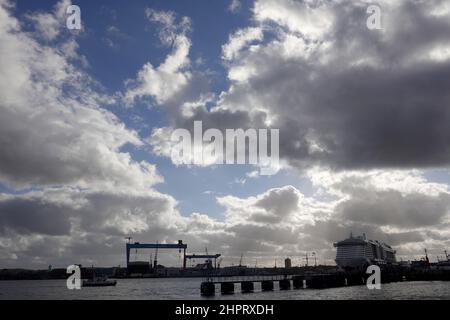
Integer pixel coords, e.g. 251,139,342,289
82,276,117,287
82,267,117,287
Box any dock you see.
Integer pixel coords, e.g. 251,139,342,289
200,269,450,296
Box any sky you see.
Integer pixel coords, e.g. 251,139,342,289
1,0,450,269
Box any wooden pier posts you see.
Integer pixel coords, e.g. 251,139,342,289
221,282,235,294
241,281,254,293
261,280,274,291
200,282,215,296
279,279,291,290
293,276,305,289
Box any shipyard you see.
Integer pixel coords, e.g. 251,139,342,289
2,233,450,298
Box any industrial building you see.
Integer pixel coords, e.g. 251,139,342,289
285,258,292,268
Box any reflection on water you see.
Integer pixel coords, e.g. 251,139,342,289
0,278,449,300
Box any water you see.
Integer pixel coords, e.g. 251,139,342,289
0,278,449,300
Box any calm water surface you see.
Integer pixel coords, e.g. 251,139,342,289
0,278,449,300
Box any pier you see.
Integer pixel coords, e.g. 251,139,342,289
200,274,309,296
200,269,450,296
201,275,295,296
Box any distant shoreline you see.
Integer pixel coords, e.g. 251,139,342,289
0,265,338,281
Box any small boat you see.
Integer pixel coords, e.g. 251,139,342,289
82,275,117,287
82,267,117,287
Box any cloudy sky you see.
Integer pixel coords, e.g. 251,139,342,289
1,0,450,269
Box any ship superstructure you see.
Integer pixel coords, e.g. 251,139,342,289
334,233,396,268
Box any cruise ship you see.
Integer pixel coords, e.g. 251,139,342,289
334,233,396,268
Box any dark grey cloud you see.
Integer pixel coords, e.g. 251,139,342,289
0,106,139,188
0,197,72,236
290,1,450,170
260,1,450,170
337,190,450,228
157,0,450,171
0,189,181,236
77,191,179,234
